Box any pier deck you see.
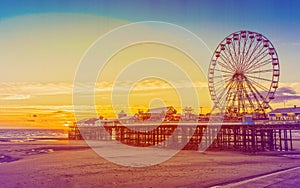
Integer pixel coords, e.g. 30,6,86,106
69,122,300,152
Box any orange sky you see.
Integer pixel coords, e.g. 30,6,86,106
0,14,126,129
0,13,298,129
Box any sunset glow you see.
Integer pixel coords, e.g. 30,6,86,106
1,1,300,129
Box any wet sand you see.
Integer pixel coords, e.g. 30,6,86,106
1,140,300,187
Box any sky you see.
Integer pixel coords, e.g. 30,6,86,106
1,0,300,128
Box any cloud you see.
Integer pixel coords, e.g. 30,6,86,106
98,80,208,91
0,80,209,102
0,82,72,97
1,94,31,100
273,87,300,102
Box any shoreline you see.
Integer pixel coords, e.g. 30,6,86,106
2,139,300,164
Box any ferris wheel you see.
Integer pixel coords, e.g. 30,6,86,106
208,30,280,118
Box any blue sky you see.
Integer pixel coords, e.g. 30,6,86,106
1,0,300,82
1,1,300,26
1,1,300,45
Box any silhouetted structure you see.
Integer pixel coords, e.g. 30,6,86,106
269,106,300,121
69,121,298,152
135,106,178,121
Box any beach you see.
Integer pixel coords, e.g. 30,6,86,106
1,139,300,188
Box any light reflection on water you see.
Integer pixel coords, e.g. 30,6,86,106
0,129,68,140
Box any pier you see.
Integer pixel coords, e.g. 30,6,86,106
69,121,300,152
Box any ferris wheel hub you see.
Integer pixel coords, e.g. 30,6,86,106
233,73,245,81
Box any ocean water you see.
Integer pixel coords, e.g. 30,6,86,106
0,129,68,142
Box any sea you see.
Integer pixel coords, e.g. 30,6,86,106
0,129,68,142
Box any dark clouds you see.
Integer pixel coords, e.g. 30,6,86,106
273,87,300,102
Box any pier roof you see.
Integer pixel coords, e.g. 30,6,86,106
147,106,177,114
269,107,300,114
